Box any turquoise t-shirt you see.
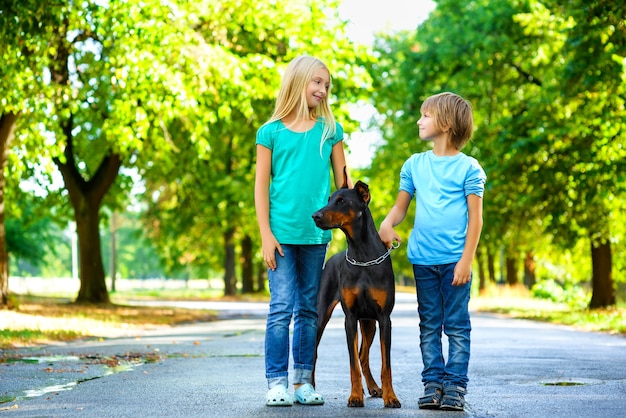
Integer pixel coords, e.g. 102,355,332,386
256,119,344,244
399,150,486,265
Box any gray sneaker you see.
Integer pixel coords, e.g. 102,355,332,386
441,385,466,411
418,382,443,409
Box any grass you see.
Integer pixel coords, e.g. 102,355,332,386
1,285,624,350
0,329,83,348
112,288,270,302
0,294,218,349
470,284,626,335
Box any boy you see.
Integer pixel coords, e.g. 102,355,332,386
379,92,486,411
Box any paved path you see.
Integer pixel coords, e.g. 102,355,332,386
1,293,625,417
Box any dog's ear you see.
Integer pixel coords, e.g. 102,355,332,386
340,166,349,189
354,181,370,205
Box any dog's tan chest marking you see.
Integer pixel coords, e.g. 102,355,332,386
368,288,388,310
341,287,360,309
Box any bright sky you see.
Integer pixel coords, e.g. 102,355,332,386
337,0,436,168
339,0,435,46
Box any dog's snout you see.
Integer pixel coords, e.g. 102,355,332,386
312,211,322,221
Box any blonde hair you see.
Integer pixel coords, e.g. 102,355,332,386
421,92,474,150
266,55,336,151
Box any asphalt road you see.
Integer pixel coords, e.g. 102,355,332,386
1,293,625,417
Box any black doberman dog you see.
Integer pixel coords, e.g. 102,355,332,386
311,175,401,408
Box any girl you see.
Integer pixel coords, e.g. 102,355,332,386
254,55,351,407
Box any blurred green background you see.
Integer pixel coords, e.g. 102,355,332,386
1,0,625,312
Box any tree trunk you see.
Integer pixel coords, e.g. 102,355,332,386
487,247,496,284
256,261,266,293
476,245,487,292
53,115,122,304
74,202,109,303
589,239,615,308
110,211,118,292
506,256,518,286
240,235,254,293
0,112,18,307
523,250,536,289
223,228,237,296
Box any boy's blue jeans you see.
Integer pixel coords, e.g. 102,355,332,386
265,244,327,389
413,263,471,389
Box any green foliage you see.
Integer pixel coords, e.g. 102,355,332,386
364,0,626,306
4,185,71,276
531,279,589,309
4,0,374,290
139,0,373,278
4,0,625,308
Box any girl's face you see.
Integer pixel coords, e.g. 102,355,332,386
306,67,330,109
417,109,441,141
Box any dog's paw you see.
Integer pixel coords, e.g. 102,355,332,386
384,396,402,408
347,395,365,407
367,386,383,398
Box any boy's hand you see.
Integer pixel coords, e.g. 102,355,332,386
379,222,401,249
452,258,472,286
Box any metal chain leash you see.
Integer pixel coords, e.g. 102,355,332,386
345,241,400,267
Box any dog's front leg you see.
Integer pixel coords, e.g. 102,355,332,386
345,314,365,407
359,319,382,397
313,298,338,388
378,315,401,408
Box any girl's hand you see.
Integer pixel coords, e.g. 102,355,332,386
262,234,283,271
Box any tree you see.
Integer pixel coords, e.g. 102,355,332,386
0,0,60,306
4,1,202,303
511,0,624,307
0,112,17,304
141,0,372,296
509,0,626,307
365,0,546,280
365,0,626,307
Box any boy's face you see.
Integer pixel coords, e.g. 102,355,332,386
417,109,441,141
306,67,330,109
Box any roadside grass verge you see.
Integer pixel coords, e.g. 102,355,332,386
470,284,626,335
0,295,218,349
111,288,269,302
0,329,83,348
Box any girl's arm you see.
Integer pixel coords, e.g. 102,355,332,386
254,144,282,270
330,142,353,189
452,193,483,286
379,191,412,248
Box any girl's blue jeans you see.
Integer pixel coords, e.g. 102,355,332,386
265,244,327,389
413,263,471,389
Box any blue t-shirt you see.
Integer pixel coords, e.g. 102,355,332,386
256,119,344,244
399,150,486,265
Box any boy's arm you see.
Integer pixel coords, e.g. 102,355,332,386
379,191,412,248
452,193,483,286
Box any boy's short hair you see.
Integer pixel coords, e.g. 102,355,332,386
421,92,474,150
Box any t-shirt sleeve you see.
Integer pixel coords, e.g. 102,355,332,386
256,123,274,150
465,158,486,198
331,122,344,146
399,156,416,198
